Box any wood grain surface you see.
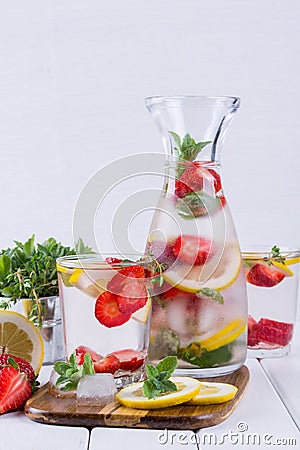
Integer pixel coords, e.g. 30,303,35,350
25,365,249,430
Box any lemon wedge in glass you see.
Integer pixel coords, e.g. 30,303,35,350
116,377,201,409
163,241,241,293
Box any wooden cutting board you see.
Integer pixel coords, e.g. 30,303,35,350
25,365,249,430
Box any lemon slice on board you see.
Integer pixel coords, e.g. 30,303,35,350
186,382,238,405
163,241,241,293
0,311,44,374
116,377,201,409
196,318,246,352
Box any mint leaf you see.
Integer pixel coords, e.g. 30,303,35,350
156,355,178,378
7,357,19,370
196,288,224,304
176,191,221,219
145,364,158,380
82,352,95,375
54,352,95,391
142,356,178,399
169,131,211,162
267,245,286,265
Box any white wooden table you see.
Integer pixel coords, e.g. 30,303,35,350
1,326,299,450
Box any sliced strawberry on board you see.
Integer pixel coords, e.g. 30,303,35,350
107,265,145,294
109,349,145,372
93,355,120,374
0,367,32,414
75,346,102,365
117,280,148,314
172,235,214,266
95,291,131,328
246,263,285,287
0,354,35,382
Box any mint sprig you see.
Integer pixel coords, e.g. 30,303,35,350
143,356,178,399
169,131,211,162
196,287,224,304
54,352,95,391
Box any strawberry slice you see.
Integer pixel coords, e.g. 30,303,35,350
117,280,148,314
95,291,131,328
93,355,120,374
172,235,214,266
107,265,145,294
257,318,293,346
105,257,123,265
75,346,102,365
246,264,285,287
0,354,35,382
247,316,260,347
109,349,145,372
0,367,32,414
175,163,222,198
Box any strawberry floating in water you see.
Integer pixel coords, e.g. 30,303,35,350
93,355,120,374
94,291,131,328
172,235,215,266
246,263,285,287
109,349,145,372
107,265,145,294
75,346,102,365
175,162,222,198
116,280,148,315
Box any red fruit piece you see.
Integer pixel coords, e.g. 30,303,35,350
246,264,285,287
173,235,214,266
75,346,102,365
0,367,32,414
0,354,35,382
105,257,123,265
146,241,176,270
93,355,120,374
95,291,131,328
175,163,222,198
109,349,145,372
247,317,260,347
257,318,293,346
107,265,145,294
117,280,148,314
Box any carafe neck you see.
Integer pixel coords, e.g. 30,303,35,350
145,96,240,165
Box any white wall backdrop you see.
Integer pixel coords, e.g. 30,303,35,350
0,0,299,253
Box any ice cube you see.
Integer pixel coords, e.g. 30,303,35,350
76,374,117,407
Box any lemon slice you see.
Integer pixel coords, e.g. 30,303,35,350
131,296,152,324
285,256,300,266
163,241,241,293
186,382,238,405
197,318,246,352
116,377,201,409
69,266,112,298
0,311,44,374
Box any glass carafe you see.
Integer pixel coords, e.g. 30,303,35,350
145,96,248,377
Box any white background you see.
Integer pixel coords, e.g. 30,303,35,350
0,0,299,253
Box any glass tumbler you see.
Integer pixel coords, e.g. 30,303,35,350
242,246,300,358
56,255,153,387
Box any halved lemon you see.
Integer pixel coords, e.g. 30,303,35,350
163,241,241,293
116,377,201,409
186,382,238,405
131,296,152,324
0,311,44,374
196,318,246,352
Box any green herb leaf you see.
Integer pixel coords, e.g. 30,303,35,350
54,352,95,391
196,288,224,304
7,357,19,370
0,255,11,282
156,355,178,377
175,191,221,219
169,131,211,162
142,356,178,399
267,245,286,265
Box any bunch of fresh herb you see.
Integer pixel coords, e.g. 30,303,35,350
267,246,286,266
143,356,178,399
0,235,93,324
54,352,95,391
